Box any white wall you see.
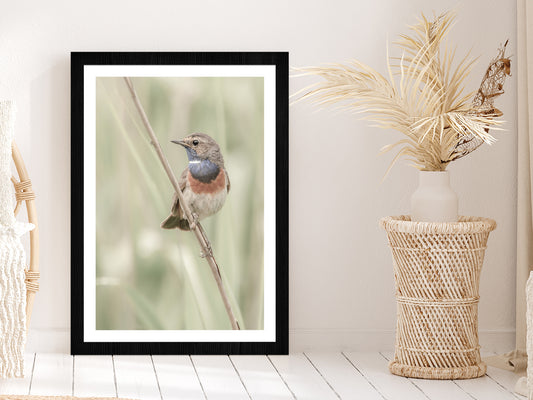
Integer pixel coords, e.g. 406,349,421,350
0,0,517,353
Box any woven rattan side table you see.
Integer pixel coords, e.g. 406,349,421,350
380,216,496,380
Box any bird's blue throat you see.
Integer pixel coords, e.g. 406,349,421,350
185,148,220,183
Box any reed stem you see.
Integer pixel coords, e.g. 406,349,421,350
123,77,240,330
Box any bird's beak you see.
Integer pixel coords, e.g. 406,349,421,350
171,139,188,148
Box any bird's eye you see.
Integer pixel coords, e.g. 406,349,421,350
192,140,199,146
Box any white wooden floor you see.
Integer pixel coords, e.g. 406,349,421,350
0,352,525,399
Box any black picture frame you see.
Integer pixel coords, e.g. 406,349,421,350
71,52,288,355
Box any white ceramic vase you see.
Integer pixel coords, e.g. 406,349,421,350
410,170,458,222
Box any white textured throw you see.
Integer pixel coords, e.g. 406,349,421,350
526,271,533,399
0,101,33,378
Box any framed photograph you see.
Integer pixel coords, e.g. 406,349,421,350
71,52,288,354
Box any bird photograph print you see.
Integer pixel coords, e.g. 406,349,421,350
94,76,265,332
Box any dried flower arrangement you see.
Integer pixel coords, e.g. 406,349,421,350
293,11,511,172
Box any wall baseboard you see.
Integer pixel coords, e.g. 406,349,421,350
25,328,515,354
26,328,70,353
289,328,516,353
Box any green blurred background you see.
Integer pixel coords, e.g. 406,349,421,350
95,76,264,330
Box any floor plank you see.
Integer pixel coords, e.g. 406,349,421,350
408,378,474,400
113,355,160,400
0,353,34,395
30,353,72,396
381,351,472,400
305,352,384,400
268,353,338,400
482,353,524,399
73,355,116,397
230,355,294,400
343,352,428,400
152,355,205,400
454,375,518,400
485,365,525,400
191,355,249,400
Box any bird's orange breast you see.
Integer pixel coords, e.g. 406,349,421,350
188,170,226,194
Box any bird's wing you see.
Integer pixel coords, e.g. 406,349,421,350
171,169,189,216
225,168,231,193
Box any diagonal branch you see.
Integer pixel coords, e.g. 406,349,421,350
123,77,240,330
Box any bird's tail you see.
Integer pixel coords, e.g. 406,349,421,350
160,215,190,230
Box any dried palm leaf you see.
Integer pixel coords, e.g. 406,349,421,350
452,41,511,160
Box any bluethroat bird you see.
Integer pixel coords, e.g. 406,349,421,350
161,133,230,231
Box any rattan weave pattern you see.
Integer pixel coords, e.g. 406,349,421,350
381,216,496,379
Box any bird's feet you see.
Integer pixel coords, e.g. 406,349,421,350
190,213,200,230
192,215,213,258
